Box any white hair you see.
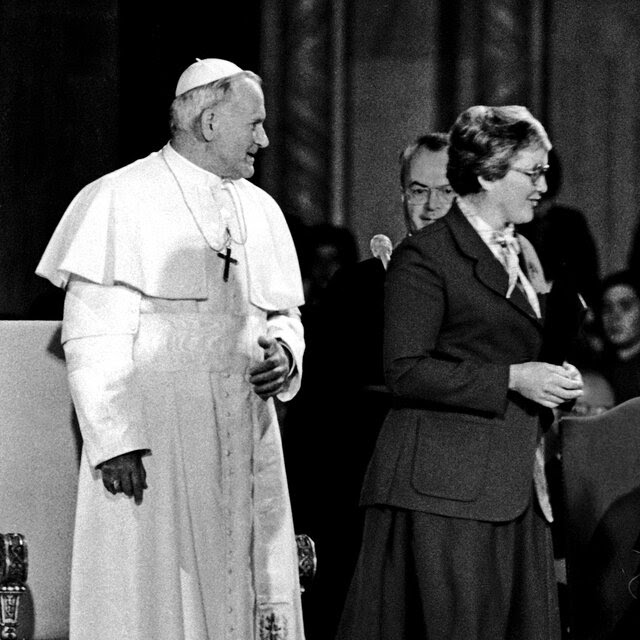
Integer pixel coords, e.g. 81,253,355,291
169,70,261,137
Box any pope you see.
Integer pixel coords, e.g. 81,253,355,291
37,58,306,640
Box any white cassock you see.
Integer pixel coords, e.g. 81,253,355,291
36,143,306,640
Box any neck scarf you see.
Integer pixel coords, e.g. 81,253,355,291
458,200,544,318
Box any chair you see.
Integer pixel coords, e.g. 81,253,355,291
296,533,317,593
0,321,79,639
0,533,28,640
560,397,640,639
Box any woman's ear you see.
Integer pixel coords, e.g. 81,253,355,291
200,107,216,142
477,175,494,192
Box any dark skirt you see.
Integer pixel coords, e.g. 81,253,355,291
335,501,560,640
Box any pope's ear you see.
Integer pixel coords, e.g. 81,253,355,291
200,107,216,142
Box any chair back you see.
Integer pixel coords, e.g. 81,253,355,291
561,397,640,639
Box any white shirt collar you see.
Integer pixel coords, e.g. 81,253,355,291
163,142,225,190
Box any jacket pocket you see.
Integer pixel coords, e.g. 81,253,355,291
410,412,492,502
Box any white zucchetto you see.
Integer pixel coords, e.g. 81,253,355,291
175,58,244,96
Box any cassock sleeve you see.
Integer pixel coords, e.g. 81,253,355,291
62,276,150,468
266,308,304,402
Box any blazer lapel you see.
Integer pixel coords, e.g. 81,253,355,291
445,203,543,326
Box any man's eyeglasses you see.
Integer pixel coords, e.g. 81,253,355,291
511,164,550,185
404,184,455,205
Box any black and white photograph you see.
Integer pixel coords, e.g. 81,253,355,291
2,2,640,639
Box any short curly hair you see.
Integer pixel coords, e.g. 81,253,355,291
447,105,551,196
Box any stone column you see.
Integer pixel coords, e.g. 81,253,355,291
282,0,331,225
437,0,548,128
261,0,346,227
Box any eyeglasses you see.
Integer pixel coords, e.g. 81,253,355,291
404,184,455,205
510,164,550,185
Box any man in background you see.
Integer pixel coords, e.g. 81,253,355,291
317,132,452,404
37,58,306,640
284,132,452,640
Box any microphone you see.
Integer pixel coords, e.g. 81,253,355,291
370,234,393,270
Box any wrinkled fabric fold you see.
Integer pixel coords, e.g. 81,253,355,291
62,250,304,639
36,143,304,311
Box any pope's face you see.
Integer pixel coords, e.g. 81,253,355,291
485,145,548,226
209,78,269,179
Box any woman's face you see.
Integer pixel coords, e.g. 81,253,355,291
484,145,549,227
601,283,640,350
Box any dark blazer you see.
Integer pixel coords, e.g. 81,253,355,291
360,203,550,522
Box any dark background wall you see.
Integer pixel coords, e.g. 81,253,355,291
1,0,119,317
3,0,640,317
0,1,260,318
118,2,261,164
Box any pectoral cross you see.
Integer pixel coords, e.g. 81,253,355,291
217,246,238,282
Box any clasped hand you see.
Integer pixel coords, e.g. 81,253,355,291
509,361,584,409
248,335,292,400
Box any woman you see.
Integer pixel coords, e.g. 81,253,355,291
336,105,583,640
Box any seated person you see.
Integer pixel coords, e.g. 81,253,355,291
519,149,596,369
519,147,600,310
598,271,640,403
569,369,616,416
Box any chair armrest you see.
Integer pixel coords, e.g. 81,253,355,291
0,533,28,640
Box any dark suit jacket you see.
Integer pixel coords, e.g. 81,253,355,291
360,203,549,522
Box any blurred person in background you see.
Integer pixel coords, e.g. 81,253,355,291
284,133,452,640
598,270,640,403
519,147,600,310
